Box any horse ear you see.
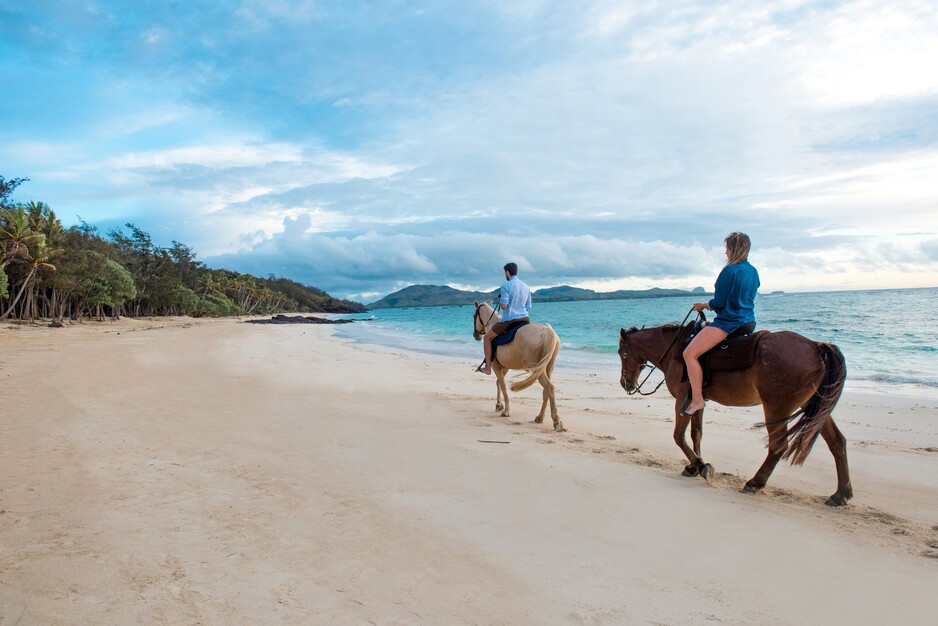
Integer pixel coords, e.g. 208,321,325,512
474,300,479,306
620,328,627,339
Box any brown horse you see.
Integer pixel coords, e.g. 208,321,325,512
473,301,564,432
618,320,852,506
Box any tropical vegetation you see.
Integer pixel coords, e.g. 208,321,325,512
0,175,364,323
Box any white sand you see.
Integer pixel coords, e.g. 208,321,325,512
2,317,937,624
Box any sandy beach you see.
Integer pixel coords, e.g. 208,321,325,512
2,317,937,625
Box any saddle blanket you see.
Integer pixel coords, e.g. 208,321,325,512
494,320,529,346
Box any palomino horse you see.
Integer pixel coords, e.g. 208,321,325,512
473,301,564,432
618,320,852,506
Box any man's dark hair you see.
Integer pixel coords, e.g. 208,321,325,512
503,262,518,276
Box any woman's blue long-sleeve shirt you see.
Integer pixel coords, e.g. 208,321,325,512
708,260,760,332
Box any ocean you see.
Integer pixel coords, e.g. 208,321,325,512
334,287,938,397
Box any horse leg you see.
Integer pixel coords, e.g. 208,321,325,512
495,375,504,412
820,416,853,506
742,410,788,494
535,373,564,432
494,366,510,417
691,410,703,459
673,400,710,480
534,374,548,424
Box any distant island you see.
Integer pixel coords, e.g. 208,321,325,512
369,284,710,309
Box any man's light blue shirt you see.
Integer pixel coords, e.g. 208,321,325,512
500,276,532,322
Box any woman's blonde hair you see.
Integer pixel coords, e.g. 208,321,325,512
725,232,751,265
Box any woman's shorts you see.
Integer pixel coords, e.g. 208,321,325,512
708,317,753,334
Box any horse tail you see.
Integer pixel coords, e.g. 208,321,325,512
783,342,847,465
510,324,561,392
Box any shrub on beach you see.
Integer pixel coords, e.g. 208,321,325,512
195,293,243,318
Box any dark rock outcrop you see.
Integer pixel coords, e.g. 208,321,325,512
246,314,356,325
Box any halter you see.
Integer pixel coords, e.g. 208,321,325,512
473,300,500,340
621,307,699,396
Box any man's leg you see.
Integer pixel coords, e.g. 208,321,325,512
480,328,498,375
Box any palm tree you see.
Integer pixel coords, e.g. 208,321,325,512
0,206,44,269
1,238,57,320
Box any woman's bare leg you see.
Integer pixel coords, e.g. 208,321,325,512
681,325,728,414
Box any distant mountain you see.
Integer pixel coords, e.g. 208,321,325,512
368,284,498,309
537,285,706,302
368,284,711,309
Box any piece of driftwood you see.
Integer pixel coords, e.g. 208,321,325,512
245,314,356,325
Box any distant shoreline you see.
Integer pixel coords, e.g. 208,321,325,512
363,284,938,309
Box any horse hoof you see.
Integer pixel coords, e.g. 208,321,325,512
741,482,761,494
825,494,849,507
700,463,714,485
495,403,504,412
500,410,510,417
682,465,700,477
533,416,544,424
553,421,566,432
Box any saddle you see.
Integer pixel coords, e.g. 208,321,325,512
680,320,766,388
492,320,529,359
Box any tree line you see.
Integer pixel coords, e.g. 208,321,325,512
0,176,365,323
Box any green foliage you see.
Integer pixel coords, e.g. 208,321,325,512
169,285,200,316
0,176,28,209
103,258,136,306
261,275,366,313
73,252,110,308
1,177,364,320
195,293,242,317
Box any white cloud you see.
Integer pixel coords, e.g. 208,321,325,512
793,1,938,106
107,142,304,170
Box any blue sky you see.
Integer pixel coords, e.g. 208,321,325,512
2,0,937,302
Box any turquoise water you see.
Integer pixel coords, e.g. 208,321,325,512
335,287,938,396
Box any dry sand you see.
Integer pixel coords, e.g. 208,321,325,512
2,316,937,624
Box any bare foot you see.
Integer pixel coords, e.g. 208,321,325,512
681,398,705,417
479,365,492,375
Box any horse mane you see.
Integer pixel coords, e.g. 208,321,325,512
626,323,683,334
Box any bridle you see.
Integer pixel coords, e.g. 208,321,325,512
473,301,500,340
620,307,699,396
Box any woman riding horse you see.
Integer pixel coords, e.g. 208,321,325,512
682,232,760,417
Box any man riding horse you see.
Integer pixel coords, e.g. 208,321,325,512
478,262,531,376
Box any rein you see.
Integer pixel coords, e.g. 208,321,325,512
624,307,700,396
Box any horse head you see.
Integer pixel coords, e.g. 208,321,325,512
473,301,496,340
618,327,646,393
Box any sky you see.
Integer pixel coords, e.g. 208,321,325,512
2,0,937,303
